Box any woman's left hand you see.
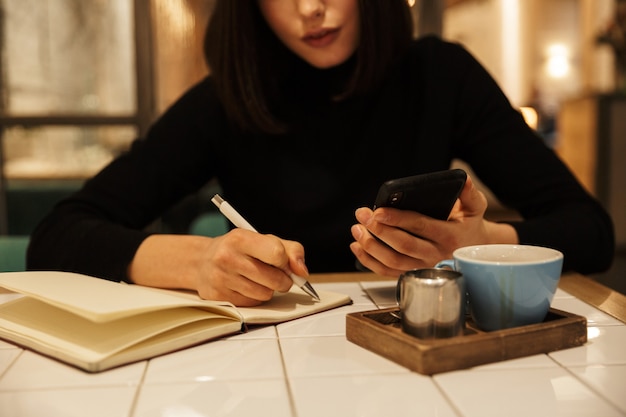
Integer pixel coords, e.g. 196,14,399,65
349,175,518,277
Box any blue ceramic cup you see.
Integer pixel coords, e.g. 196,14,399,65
436,244,563,331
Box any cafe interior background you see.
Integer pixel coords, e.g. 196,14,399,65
0,0,624,294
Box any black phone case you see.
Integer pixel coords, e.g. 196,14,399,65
373,169,467,220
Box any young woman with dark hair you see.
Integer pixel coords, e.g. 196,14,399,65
27,0,614,306
204,0,413,134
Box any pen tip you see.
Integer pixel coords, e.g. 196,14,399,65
302,281,321,301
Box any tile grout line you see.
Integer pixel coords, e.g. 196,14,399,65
560,363,626,416
430,376,467,417
276,326,300,417
548,320,626,416
0,348,23,385
125,361,150,417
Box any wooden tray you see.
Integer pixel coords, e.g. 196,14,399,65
346,307,587,375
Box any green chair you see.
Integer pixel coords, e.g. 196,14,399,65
0,236,29,272
189,212,229,237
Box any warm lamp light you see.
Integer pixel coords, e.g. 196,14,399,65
520,106,538,130
545,44,570,79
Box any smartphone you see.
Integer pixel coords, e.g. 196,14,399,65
373,169,467,220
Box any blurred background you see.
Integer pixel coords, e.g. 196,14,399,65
0,0,624,293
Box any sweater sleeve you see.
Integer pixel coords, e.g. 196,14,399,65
26,78,224,282
437,40,615,274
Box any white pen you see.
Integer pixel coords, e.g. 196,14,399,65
211,194,321,301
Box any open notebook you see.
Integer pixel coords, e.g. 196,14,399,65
0,271,352,372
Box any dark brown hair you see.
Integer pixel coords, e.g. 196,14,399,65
204,0,413,133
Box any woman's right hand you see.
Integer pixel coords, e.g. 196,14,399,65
128,230,307,306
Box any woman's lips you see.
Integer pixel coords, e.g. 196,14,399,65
303,28,340,48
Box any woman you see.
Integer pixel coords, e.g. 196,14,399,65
27,0,614,306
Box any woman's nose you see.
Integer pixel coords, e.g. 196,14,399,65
296,0,325,20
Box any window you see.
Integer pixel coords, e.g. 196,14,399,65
0,0,213,234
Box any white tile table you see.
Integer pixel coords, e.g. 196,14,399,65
0,272,624,417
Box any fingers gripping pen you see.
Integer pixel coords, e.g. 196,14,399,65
211,194,321,301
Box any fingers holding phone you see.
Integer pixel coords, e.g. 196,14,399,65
351,169,468,276
350,206,452,276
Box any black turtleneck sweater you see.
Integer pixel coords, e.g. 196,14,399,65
26,37,615,280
